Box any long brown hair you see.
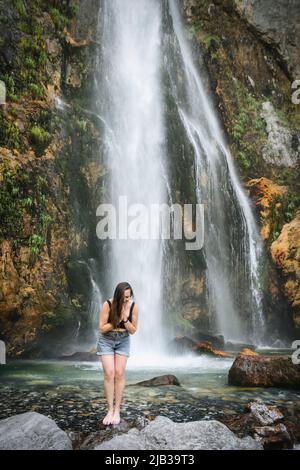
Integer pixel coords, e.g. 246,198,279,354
110,282,134,328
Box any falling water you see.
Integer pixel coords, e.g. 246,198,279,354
94,0,266,355
95,0,168,357
166,0,265,344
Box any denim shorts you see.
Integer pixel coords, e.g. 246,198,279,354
96,331,130,357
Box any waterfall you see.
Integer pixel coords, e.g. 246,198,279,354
93,0,266,354
166,0,265,344
95,0,168,358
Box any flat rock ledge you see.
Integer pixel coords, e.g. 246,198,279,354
94,415,263,450
0,412,72,450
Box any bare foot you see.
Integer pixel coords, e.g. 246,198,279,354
102,410,114,425
111,409,121,425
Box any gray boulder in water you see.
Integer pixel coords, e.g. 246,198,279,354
0,412,73,450
94,415,262,450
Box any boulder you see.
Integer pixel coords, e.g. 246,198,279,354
133,375,180,387
253,423,293,450
194,331,225,349
221,400,294,450
93,415,262,450
228,354,300,388
167,336,198,354
0,412,72,450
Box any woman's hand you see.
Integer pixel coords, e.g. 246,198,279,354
121,313,129,322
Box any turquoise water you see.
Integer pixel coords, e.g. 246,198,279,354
0,353,299,433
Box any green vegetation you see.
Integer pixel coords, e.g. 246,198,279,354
13,0,26,16
28,82,44,99
230,81,267,173
49,7,70,30
0,113,21,149
268,191,300,243
0,165,52,259
74,118,88,132
30,124,50,151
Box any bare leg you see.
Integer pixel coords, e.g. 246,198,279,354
112,354,128,425
100,355,115,424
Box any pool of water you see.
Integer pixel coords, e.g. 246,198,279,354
0,353,299,435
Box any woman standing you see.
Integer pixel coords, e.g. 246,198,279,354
96,282,139,425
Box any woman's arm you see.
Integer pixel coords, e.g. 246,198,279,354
123,304,138,335
99,301,114,334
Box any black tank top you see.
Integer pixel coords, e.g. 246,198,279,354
107,299,135,329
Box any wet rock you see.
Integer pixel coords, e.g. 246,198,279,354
93,415,262,450
77,416,150,450
167,336,198,354
239,348,258,357
194,331,225,349
133,375,181,387
0,411,72,450
228,354,300,388
253,423,293,450
192,341,232,358
245,401,284,425
221,400,294,450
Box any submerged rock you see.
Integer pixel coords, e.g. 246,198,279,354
93,415,262,450
133,375,181,387
0,411,72,450
228,354,300,388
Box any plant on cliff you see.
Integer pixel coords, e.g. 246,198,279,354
30,124,50,154
0,113,21,149
230,82,267,175
0,166,52,254
268,191,300,243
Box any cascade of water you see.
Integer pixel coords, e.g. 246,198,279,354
166,0,265,344
95,0,169,358
93,0,266,355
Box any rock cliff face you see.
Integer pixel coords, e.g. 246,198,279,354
271,211,300,329
0,0,103,357
1,0,300,357
232,0,300,80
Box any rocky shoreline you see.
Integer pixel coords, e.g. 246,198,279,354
1,398,299,450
